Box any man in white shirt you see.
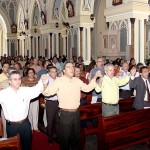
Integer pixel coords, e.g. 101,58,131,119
119,62,133,98
0,71,47,150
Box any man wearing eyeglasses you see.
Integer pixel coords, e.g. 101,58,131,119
0,71,48,150
43,62,101,150
90,56,105,103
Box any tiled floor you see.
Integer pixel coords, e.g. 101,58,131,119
85,134,150,150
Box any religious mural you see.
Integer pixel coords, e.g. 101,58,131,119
83,0,92,11
41,11,46,25
112,0,122,6
66,0,74,17
19,10,25,30
33,1,39,26
52,0,62,20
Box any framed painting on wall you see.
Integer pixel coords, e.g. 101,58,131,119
11,24,17,33
112,0,122,6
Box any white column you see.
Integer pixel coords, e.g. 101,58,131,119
48,34,50,59
32,37,35,57
26,37,29,56
9,39,11,56
56,33,59,57
36,36,38,58
29,37,31,58
52,33,54,57
82,27,86,62
139,19,145,64
134,18,139,63
22,39,25,57
77,28,80,56
86,27,91,65
63,36,66,56
44,35,47,57
40,35,42,57
41,35,43,57
128,18,131,45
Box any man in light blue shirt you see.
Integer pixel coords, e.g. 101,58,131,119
45,66,60,144
90,56,105,102
119,62,133,98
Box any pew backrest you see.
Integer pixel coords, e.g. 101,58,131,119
119,97,135,113
0,117,3,137
99,108,150,150
80,103,102,120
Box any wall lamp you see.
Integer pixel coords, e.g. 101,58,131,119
34,28,37,33
62,22,73,29
90,14,95,21
55,22,59,28
20,31,26,36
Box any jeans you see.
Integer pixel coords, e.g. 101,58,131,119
102,103,119,117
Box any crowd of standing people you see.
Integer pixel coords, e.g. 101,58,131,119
0,54,149,150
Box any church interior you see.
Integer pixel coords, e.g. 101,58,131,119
0,0,150,150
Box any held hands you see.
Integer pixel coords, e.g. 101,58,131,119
117,71,123,77
93,71,103,80
40,74,49,87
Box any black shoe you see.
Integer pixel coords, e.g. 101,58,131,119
48,139,53,144
54,138,60,144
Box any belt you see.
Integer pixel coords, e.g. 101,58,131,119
46,99,58,102
61,108,78,112
6,117,28,125
121,89,130,91
102,102,118,106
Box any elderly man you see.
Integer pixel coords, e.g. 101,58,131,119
0,71,47,150
95,64,136,117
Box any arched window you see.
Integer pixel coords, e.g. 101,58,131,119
33,2,40,26
9,2,15,23
120,21,127,52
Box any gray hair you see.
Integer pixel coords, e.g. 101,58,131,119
96,56,105,62
104,63,114,71
8,70,20,79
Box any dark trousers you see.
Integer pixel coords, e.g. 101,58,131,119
46,100,60,141
119,90,133,99
60,109,80,150
6,119,32,150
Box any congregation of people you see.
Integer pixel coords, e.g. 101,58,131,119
0,54,150,150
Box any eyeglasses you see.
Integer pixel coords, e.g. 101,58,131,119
65,66,74,69
10,78,21,81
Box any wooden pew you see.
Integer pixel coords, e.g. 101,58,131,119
119,97,135,113
80,103,102,150
80,97,135,149
99,108,150,150
0,134,21,150
0,117,3,137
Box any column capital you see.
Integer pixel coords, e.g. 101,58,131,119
80,27,83,31
130,18,135,24
91,28,94,32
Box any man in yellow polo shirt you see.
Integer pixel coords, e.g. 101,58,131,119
95,63,136,117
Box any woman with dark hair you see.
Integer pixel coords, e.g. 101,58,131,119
129,58,136,66
21,68,40,132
